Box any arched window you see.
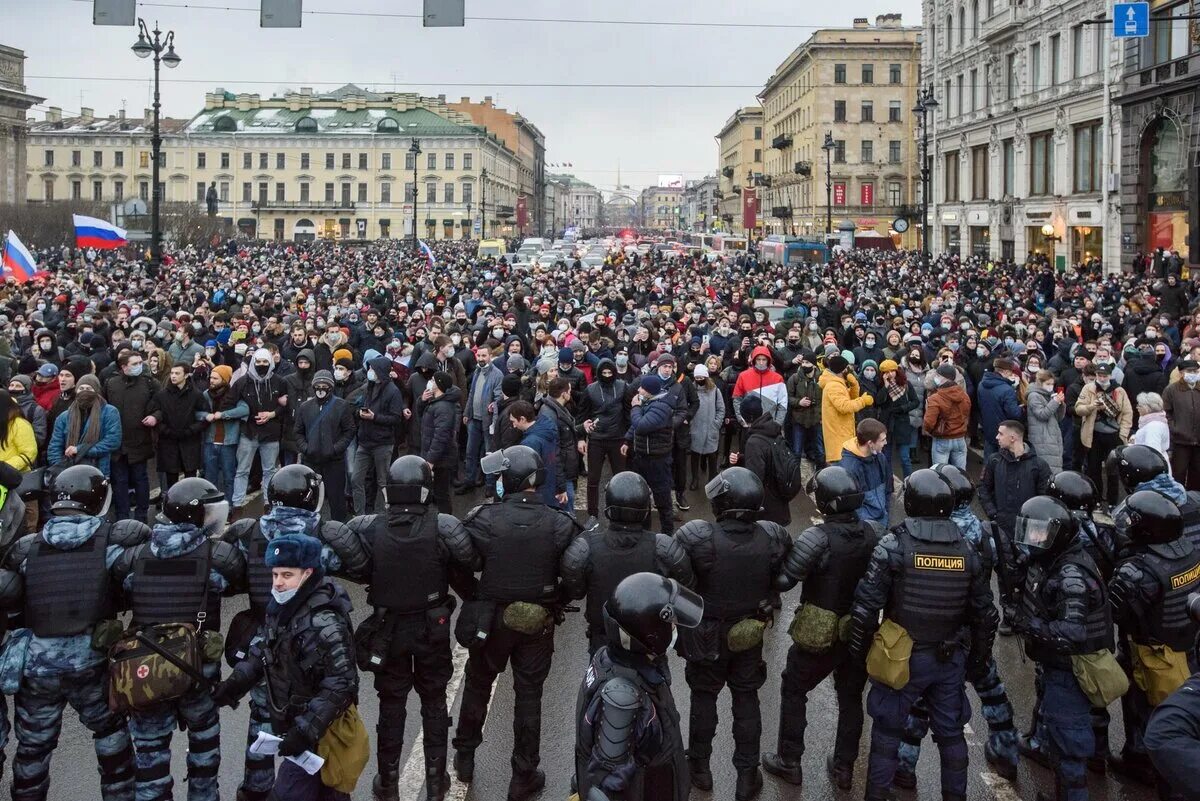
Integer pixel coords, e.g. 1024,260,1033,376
212,116,237,132
946,14,953,50
377,117,400,132
295,117,317,133
958,7,966,46
972,0,980,38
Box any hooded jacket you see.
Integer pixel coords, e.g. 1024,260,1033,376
839,437,892,529
405,352,439,451
520,413,563,506
819,368,872,463
732,345,787,426
578,358,628,441
977,370,1024,446
740,414,791,526
234,348,289,443
978,443,1052,534
539,395,579,481
420,386,462,468
355,356,407,450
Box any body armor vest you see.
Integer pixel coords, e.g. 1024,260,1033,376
368,510,447,613
131,542,220,631
888,520,972,644
1180,493,1200,553
697,521,772,621
478,501,562,603
585,527,657,627
800,520,876,616
24,522,113,638
247,523,273,617
1021,547,1113,666
1136,543,1200,651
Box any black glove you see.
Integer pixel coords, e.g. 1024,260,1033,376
209,680,241,709
278,728,311,758
965,653,990,683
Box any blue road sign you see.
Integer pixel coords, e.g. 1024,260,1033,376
1114,2,1150,38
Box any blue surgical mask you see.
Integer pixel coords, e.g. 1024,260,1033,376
128,364,143,377
271,586,299,604
367,369,377,382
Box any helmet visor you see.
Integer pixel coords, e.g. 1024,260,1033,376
1014,515,1062,551
479,450,509,476
665,579,704,629
703,474,728,501
203,500,230,534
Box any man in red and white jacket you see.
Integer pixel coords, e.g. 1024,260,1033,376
732,345,788,428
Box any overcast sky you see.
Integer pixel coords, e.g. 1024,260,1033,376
16,0,921,196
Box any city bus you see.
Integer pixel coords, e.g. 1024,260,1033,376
712,235,748,256
759,236,828,266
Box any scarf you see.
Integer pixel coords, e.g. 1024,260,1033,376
1137,410,1168,430
64,394,107,455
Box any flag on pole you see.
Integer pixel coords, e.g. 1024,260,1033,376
72,214,128,250
418,239,435,269
2,231,37,283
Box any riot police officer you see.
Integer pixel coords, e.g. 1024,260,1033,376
347,456,479,801
112,477,245,801
761,466,877,790
893,464,1019,786
1108,490,1200,786
4,465,142,801
221,464,369,801
560,471,694,655
674,467,790,801
1012,495,1113,801
451,446,580,801
849,468,998,801
574,572,703,801
1144,591,1200,799
1111,444,1200,552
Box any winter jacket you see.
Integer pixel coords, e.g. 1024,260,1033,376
405,353,438,451
740,415,790,526
1024,385,1066,473
104,372,160,463
1075,382,1133,448
625,393,675,458
539,396,579,481
199,388,249,446
839,438,892,529
494,396,523,450
978,444,1052,534
1132,411,1171,461
922,382,971,440
690,383,725,454
977,371,1024,446
0,418,36,472
786,370,822,428
15,394,47,454
234,369,289,443
879,380,919,444
31,378,58,412
732,346,788,426
149,382,206,474
465,362,504,430
1163,378,1200,447
578,363,628,441
294,395,356,464
1121,353,1169,428
281,349,317,455
355,356,406,450
520,413,562,506
420,387,462,468
818,369,872,463
48,404,122,476
901,360,928,434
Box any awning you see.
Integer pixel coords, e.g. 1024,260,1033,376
442,219,456,225
378,218,390,226
425,218,437,225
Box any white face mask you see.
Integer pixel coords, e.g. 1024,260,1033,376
271,586,300,605
451,334,462,345
1185,373,1200,386
334,368,349,380
492,328,504,339
367,369,378,382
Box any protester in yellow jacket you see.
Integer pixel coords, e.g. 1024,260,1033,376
819,354,873,463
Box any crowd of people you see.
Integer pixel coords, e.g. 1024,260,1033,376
0,234,1195,801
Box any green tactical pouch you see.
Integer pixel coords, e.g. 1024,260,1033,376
91,620,125,653
1071,650,1130,708
866,619,914,690
501,602,551,635
788,603,839,654
838,614,853,644
1131,641,1191,706
727,618,767,653
200,630,225,664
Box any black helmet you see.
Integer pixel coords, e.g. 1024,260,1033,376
162,477,229,530
480,446,545,494
267,464,323,512
603,572,703,661
1046,471,1097,513
50,464,111,517
1111,445,1169,492
705,467,763,520
807,466,863,515
932,464,974,509
385,455,433,505
903,469,954,518
604,471,651,524
1124,490,1182,546
1015,495,1077,558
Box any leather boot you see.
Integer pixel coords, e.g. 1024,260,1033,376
892,765,917,789
687,757,713,791
735,767,763,800
1108,752,1158,786
425,767,449,801
506,768,545,801
1018,732,1053,769
761,752,803,785
985,742,1018,781
372,769,399,801
826,755,853,790
452,749,474,783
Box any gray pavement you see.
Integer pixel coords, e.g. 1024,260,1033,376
9,455,1165,801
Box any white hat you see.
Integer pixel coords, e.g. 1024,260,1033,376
693,364,710,379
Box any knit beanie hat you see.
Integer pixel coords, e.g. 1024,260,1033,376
433,371,454,392
558,347,575,365
312,370,334,389
640,374,664,395
501,374,523,398
211,365,233,385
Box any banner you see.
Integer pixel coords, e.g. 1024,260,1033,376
833,183,846,207
742,188,757,230
516,196,528,229
861,182,874,206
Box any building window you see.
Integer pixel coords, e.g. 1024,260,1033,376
833,140,846,163
1050,34,1061,86
70,150,80,167
889,63,901,84
359,153,368,170
300,152,309,170
196,182,206,203
1029,131,1053,196
889,101,902,122
114,151,123,168
944,152,959,202
93,180,104,201
276,182,285,202
275,153,284,170
70,180,81,200
1143,2,1193,67
380,182,391,203
259,153,268,170
43,150,53,167
258,182,268,203
889,140,902,163
888,181,902,205
426,153,436,170
968,69,978,112
1094,26,1103,73
1002,139,1015,195
358,182,367,202
141,181,150,202
326,153,335,169
445,153,455,170
1072,24,1085,78
972,146,989,200
956,74,964,117
754,148,762,162
462,183,472,204
341,183,351,204
463,153,473,170
114,181,124,201
242,182,252,202
300,182,310,202
404,182,414,202
426,181,436,200
405,151,416,170
325,183,334,202
197,152,207,169
972,0,980,37
1073,121,1102,193
946,14,953,50
444,183,454,203
834,100,846,122
754,126,762,140
43,179,54,201
243,153,252,170
861,63,874,84
341,153,351,169
958,6,966,45
834,63,846,84
381,153,391,170
219,152,229,169
92,150,102,168
861,140,874,163
861,100,874,122
1030,42,1042,90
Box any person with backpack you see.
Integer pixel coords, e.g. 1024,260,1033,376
839,419,893,530
729,394,798,526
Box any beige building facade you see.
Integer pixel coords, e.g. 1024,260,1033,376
26,85,529,242
0,45,44,205
639,186,683,231
714,107,763,234
758,15,920,246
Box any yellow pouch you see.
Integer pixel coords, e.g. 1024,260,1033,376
317,705,370,793
1070,650,1129,708
1131,641,1190,706
788,603,839,654
866,619,913,690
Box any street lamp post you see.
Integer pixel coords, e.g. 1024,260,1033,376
480,168,488,238
465,201,472,240
822,132,835,239
409,138,421,251
913,86,939,262
131,19,180,273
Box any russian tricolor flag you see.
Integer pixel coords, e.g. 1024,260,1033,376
73,214,128,250
418,239,436,269
2,231,37,284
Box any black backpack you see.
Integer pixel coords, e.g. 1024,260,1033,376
754,434,804,501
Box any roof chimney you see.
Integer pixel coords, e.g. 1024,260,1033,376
853,17,869,28
46,107,61,123
80,107,94,122
483,95,492,104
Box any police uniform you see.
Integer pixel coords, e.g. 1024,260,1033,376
347,505,478,800
1145,673,1200,799
673,514,790,796
450,491,578,798
6,518,147,801
849,513,997,801
560,521,694,655
0,564,19,782
112,525,245,801
765,510,877,786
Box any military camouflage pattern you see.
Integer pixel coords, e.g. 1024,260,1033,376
501,601,551,635
788,602,839,654
108,625,202,713
726,618,767,653
240,681,274,797
128,661,221,801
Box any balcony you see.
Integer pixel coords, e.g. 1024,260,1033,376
771,133,793,150
897,203,920,219
722,166,735,178
793,161,812,176
1125,52,1197,98
251,199,356,211
771,206,793,218
980,3,1023,41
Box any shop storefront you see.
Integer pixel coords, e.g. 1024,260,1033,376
969,226,990,258
1071,226,1103,264
943,225,961,255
